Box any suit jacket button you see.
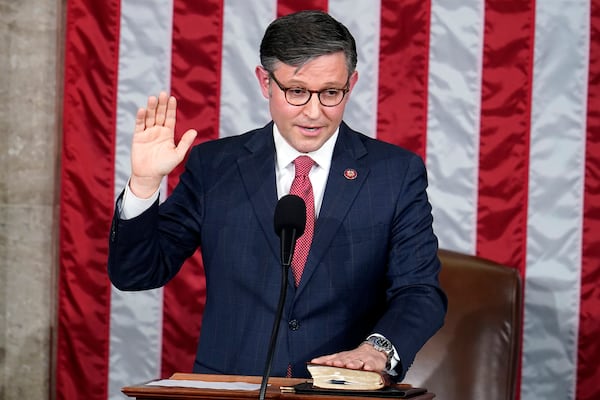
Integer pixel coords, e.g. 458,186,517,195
288,319,300,331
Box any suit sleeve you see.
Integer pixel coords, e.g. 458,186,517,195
372,154,448,378
107,149,205,291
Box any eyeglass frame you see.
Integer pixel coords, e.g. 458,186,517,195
268,72,350,107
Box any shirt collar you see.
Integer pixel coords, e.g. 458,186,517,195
273,124,338,171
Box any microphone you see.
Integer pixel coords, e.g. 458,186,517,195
274,194,306,266
258,195,306,400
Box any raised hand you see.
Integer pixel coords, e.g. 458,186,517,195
129,92,197,198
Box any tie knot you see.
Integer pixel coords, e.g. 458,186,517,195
293,156,314,177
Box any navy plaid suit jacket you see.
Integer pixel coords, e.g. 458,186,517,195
108,121,447,379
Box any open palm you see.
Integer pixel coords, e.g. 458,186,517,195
130,92,197,198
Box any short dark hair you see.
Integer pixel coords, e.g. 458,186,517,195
259,10,357,75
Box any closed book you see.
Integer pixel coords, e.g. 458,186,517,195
306,363,393,390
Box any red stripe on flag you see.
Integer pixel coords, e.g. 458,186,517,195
578,2,600,399
160,0,223,378
377,0,431,159
56,0,121,398
475,4,535,399
476,1,534,275
277,0,328,17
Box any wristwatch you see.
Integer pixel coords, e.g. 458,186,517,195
363,335,394,370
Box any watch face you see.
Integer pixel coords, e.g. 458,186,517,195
375,337,393,351
367,336,393,354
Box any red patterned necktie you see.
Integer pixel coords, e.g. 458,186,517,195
289,155,315,286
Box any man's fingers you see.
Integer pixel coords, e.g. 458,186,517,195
311,354,336,364
134,108,147,133
155,91,170,126
175,129,198,160
346,359,367,370
311,347,386,372
138,92,172,134
145,95,158,128
164,95,177,130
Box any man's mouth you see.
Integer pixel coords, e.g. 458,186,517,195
299,125,321,134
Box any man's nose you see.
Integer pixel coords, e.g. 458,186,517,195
302,93,322,118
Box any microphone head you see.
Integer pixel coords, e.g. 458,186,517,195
274,194,306,237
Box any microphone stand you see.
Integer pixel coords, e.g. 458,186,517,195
258,230,295,400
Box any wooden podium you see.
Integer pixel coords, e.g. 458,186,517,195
122,373,435,399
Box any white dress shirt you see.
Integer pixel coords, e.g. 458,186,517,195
272,124,337,218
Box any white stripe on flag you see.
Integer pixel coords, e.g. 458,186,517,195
522,1,590,399
330,0,381,136
426,0,484,254
220,0,275,137
109,0,173,398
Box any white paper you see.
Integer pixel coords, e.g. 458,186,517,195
146,379,262,391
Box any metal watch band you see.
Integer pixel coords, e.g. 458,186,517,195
364,335,394,370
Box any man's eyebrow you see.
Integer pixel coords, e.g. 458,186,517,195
285,78,347,88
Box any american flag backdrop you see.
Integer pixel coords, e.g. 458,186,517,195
57,1,599,399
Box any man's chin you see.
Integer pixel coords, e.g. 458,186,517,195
294,139,324,153
291,130,333,153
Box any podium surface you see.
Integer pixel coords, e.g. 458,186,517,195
122,373,435,399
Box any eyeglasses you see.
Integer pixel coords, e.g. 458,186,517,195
269,73,349,107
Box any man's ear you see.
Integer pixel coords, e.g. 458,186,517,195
347,70,359,93
255,66,270,99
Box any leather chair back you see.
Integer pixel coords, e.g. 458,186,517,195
403,249,522,400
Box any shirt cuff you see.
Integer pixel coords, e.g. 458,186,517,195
119,180,160,220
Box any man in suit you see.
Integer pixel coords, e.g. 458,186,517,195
108,10,447,380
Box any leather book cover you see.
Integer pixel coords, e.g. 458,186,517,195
292,382,428,398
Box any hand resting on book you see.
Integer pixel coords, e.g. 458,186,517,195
306,363,393,390
310,341,389,373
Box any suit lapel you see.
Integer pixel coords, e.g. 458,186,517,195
296,123,370,295
236,123,280,261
